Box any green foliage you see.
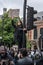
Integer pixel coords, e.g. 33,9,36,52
13,17,20,25
0,14,22,46
3,13,14,45
0,13,16,46
26,41,31,49
0,19,2,36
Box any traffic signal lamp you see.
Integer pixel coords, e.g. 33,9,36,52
27,6,37,30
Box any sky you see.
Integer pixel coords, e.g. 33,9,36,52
0,0,43,17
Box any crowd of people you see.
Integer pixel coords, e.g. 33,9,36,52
0,18,43,65
0,44,43,65
0,44,34,65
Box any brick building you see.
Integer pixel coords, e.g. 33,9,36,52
28,12,43,50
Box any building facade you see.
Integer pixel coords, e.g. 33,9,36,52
28,20,43,50
8,9,20,18
34,11,43,21
28,12,43,50
0,8,20,19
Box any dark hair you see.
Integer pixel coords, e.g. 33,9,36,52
34,45,37,50
20,48,27,57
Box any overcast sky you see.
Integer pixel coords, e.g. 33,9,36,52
0,0,43,17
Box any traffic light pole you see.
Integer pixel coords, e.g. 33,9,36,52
23,0,27,48
23,0,27,27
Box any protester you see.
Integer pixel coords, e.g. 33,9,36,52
16,48,34,65
12,18,27,49
0,45,15,65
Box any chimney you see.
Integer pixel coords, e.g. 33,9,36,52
3,8,7,14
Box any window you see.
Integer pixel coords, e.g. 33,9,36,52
40,28,43,49
34,28,37,39
40,28,43,36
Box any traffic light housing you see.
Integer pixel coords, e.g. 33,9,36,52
27,6,37,30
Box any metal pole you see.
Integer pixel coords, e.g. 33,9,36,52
22,0,27,48
23,0,27,27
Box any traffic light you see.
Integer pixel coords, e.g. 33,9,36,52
27,6,37,30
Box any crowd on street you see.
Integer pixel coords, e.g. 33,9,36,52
0,44,43,65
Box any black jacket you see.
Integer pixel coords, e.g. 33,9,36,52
12,20,27,48
16,56,34,65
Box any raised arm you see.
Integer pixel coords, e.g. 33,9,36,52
12,20,16,28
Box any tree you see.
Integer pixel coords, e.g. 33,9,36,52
26,41,31,49
1,13,15,46
0,13,22,47
0,19,2,41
